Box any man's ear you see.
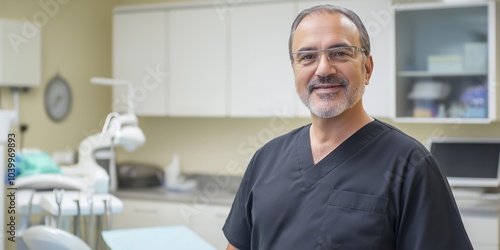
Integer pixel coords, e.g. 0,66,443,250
364,55,374,85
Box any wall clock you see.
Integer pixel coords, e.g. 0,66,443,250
44,75,72,122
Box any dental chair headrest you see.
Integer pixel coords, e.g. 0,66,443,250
23,225,91,250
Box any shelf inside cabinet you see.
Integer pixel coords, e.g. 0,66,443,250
393,117,492,124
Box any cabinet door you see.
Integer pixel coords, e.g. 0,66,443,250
113,11,170,116
472,246,499,250
169,8,227,116
189,204,231,250
0,19,41,87
296,0,393,118
460,210,499,247
230,2,297,117
112,199,187,229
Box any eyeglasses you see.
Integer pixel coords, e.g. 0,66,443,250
291,46,366,68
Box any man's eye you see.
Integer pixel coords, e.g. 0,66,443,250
333,52,347,57
330,49,353,59
299,53,317,62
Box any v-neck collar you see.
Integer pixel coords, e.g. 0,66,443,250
295,120,386,192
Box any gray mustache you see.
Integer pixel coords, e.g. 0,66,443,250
307,76,348,92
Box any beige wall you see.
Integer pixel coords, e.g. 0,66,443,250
0,0,114,159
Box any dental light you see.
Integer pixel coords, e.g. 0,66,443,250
64,77,145,193
91,77,145,192
100,111,144,152
91,76,145,154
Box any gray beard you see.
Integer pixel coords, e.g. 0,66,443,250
299,77,365,118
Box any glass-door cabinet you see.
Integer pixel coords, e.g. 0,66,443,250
393,1,497,123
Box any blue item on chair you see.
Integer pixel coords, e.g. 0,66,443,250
15,151,62,178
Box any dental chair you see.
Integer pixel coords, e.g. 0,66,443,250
23,225,91,250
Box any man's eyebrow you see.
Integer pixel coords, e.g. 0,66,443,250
295,46,317,52
327,43,351,49
295,43,352,52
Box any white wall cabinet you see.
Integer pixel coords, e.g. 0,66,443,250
0,19,41,87
113,11,170,116
113,198,230,250
229,2,297,117
113,8,227,117
393,1,497,123
169,7,227,116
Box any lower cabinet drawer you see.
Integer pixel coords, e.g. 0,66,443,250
112,199,187,229
461,210,499,246
471,245,499,250
189,204,231,250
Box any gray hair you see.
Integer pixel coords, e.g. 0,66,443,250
288,5,371,61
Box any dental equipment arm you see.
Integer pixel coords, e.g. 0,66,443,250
63,106,145,193
91,77,134,115
62,77,145,194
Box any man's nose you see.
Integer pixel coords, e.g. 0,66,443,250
315,53,336,77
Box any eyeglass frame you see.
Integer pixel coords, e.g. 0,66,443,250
290,46,367,68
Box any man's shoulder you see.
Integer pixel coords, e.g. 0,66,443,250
373,119,428,151
372,120,434,173
255,123,310,155
269,123,309,143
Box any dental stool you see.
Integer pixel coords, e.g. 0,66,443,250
23,225,91,250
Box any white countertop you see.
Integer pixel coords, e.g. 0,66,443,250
114,186,236,206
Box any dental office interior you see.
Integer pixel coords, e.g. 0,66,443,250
2,0,500,249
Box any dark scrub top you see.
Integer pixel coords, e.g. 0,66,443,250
223,119,472,250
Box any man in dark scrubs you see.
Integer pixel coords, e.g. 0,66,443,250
223,5,472,250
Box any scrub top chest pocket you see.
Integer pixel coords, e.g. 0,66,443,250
318,189,388,250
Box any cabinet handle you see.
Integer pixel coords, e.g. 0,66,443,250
133,208,159,214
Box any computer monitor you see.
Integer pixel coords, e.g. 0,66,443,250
429,137,500,188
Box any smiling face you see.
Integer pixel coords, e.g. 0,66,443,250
291,12,373,119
